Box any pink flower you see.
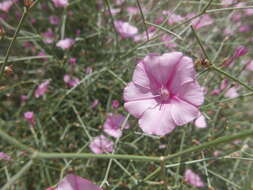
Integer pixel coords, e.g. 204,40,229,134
103,113,129,138
20,95,28,103
126,6,139,15
89,135,114,154
35,80,50,98
163,11,184,25
53,174,101,190
184,169,205,187
49,16,60,25
194,113,207,128
224,87,239,99
246,60,253,71
161,35,177,48
63,74,80,87
56,38,75,50
91,99,100,109
86,67,93,74
123,52,204,136
190,14,213,30
68,57,77,65
24,111,36,126
114,20,138,38
42,29,55,44
0,0,14,12
221,0,237,7
245,8,253,16
0,152,11,161
52,0,68,8
224,45,248,66
112,100,120,109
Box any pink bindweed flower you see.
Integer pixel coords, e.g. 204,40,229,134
103,113,129,138
35,80,50,98
53,174,102,190
24,111,35,126
224,87,239,99
0,0,15,12
0,152,11,161
49,16,60,25
42,29,55,44
63,74,80,87
89,135,114,154
246,60,253,71
123,52,204,136
194,113,207,128
190,14,213,30
114,20,138,38
184,169,205,187
112,100,120,109
52,0,68,8
163,11,184,25
56,38,75,50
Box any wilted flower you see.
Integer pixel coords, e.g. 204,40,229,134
49,16,60,25
103,113,129,138
35,80,50,98
56,38,75,50
112,100,120,109
24,111,35,126
42,29,55,44
0,152,11,161
223,45,248,67
114,20,138,38
124,52,204,136
52,174,102,190
184,169,205,187
91,99,100,109
52,0,68,8
89,135,114,154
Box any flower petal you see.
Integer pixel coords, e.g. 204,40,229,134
139,104,176,136
170,98,199,126
143,52,183,87
174,82,204,106
169,55,195,92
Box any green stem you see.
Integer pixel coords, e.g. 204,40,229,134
207,6,253,13
1,160,33,190
0,8,28,78
35,152,161,162
165,129,253,161
136,0,149,41
191,26,253,91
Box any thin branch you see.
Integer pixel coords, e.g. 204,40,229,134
136,0,149,41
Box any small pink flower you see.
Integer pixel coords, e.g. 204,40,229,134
184,169,205,187
221,0,237,7
103,113,129,138
89,135,114,154
0,152,11,161
68,57,77,65
52,0,68,8
24,111,35,126
49,16,60,25
53,174,101,190
126,6,139,15
161,35,177,48
42,29,55,44
163,11,184,25
63,74,80,87
86,67,93,74
114,20,138,38
112,100,120,109
194,113,207,128
91,99,100,109
123,52,204,136
245,8,253,16
35,80,50,98
0,0,14,12
224,45,248,66
246,60,253,71
20,95,28,103
56,38,75,50
190,14,213,30
239,25,251,33
224,87,239,99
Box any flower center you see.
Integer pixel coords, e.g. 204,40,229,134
160,87,170,102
